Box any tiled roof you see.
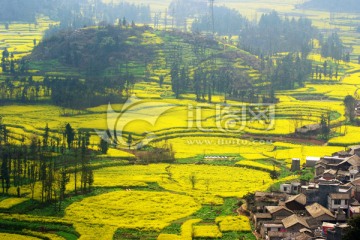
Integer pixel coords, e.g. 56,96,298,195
285,193,307,205
305,203,335,219
254,213,272,219
329,193,350,200
266,206,293,214
282,214,310,229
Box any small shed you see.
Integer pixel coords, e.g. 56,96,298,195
296,124,321,135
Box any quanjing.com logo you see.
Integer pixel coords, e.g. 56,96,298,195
96,95,275,148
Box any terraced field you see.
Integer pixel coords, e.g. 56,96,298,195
2,1,360,239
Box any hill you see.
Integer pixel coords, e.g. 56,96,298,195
24,25,268,108
299,0,360,12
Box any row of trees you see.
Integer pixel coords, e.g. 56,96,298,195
321,32,350,62
0,120,93,210
312,61,340,80
267,53,312,90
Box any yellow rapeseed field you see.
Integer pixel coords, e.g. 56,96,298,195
0,197,28,209
193,225,223,238
215,215,251,232
0,233,40,240
65,191,201,239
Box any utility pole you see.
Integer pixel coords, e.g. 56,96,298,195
209,0,215,37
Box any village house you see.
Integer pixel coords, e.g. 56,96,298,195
251,146,360,239
305,202,336,224
315,156,346,177
284,193,307,211
253,191,287,212
265,206,294,219
281,214,310,232
345,177,360,201
349,167,360,181
347,145,360,156
253,212,272,230
315,149,360,180
327,193,351,214
279,182,301,195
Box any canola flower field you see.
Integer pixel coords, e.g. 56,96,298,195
2,1,360,240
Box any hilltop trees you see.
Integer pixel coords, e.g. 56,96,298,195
192,6,248,35
240,11,317,56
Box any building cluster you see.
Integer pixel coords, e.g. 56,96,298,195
251,145,360,240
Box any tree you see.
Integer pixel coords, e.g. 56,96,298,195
43,123,50,148
320,114,330,139
2,48,9,59
269,166,279,180
127,134,133,150
159,75,164,87
65,123,75,149
170,63,180,98
344,95,356,123
343,216,360,240
100,138,109,154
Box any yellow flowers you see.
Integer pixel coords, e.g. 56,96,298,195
65,191,201,239
329,126,360,146
215,216,251,232
0,233,39,240
193,225,223,238
181,219,202,240
0,198,28,209
0,16,57,61
93,164,274,205
166,137,274,159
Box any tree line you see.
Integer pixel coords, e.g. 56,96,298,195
240,11,317,57
0,120,94,210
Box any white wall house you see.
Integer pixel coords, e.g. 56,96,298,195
327,193,350,212
280,183,301,195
